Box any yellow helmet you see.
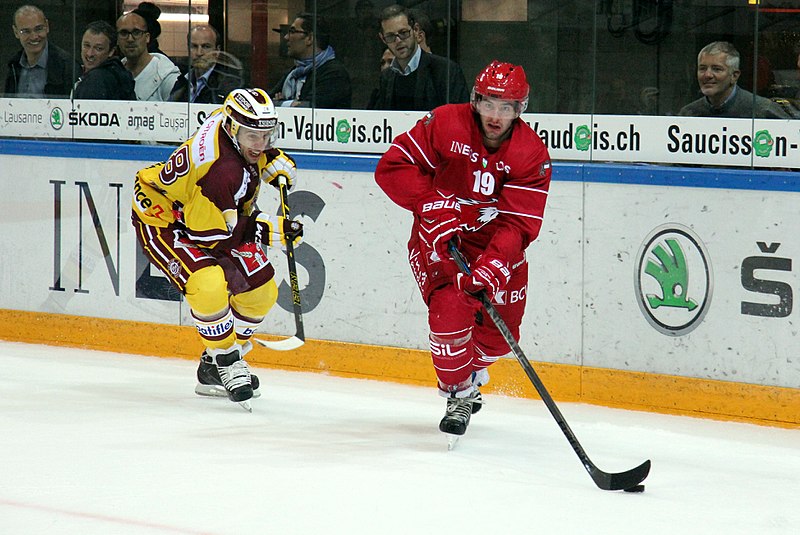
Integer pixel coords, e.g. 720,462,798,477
222,88,279,150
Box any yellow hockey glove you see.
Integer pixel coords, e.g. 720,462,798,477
262,149,297,190
254,213,303,250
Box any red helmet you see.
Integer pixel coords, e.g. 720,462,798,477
472,60,529,115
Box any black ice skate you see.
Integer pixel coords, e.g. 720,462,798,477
195,341,261,399
197,346,254,411
440,391,481,450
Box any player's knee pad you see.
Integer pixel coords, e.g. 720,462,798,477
230,278,278,319
229,279,278,344
428,284,475,332
184,265,229,316
430,327,475,394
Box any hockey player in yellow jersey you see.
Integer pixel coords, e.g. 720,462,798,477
132,88,302,410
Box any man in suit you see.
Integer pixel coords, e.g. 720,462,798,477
169,25,243,104
369,4,468,111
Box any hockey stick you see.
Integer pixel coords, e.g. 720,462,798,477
449,242,650,491
254,177,305,351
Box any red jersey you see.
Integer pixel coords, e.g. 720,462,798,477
375,103,551,264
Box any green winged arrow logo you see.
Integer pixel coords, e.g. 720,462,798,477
645,238,697,310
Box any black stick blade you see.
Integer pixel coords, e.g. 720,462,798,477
589,459,651,491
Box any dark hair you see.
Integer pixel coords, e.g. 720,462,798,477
296,12,331,50
408,8,432,49
132,2,162,40
85,20,116,46
379,4,415,28
409,9,431,36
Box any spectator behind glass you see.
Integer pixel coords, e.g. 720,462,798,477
117,10,179,101
381,48,394,72
369,4,468,111
134,2,169,58
169,25,244,104
367,47,395,109
4,4,79,97
408,8,432,53
679,41,789,119
270,12,352,108
72,20,136,100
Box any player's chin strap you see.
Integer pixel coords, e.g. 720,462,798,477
254,175,305,351
448,239,651,491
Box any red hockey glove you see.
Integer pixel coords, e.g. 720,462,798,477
262,149,297,190
254,213,303,250
456,255,511,300
415,190,461,259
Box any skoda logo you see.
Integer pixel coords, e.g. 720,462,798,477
50,107,63,130
634,224,713,336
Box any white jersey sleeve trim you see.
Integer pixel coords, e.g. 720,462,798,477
405,132,436,170
185,230,232,242
497,210,543,220
390,142,415,165
504,184,549,195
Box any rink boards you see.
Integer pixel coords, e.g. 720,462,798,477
0,139,797,426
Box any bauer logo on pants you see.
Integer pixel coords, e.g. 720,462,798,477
634,224,713,336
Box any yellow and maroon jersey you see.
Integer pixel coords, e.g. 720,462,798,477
132,110,269,248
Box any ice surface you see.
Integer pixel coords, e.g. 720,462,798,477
0,341,797,534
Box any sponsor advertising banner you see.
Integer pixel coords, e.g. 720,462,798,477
0,147,797,389
582,182,799,388
2,98,799,168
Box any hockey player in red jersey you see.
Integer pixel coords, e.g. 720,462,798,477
375,60,552,437
132,88,302,410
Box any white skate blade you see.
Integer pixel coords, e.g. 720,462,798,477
238,400,252,413
446,434,460,451
195,384,261,398
195,384,228,397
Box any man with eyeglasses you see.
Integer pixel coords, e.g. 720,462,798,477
270,12,352,109
116,9,179,101
169,25,244,104
4,4,79,98
369,4,468,111
374,61,552,440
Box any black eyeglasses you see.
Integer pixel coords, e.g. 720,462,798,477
118,28,147,39
381,28,412,43
286,28,309,36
